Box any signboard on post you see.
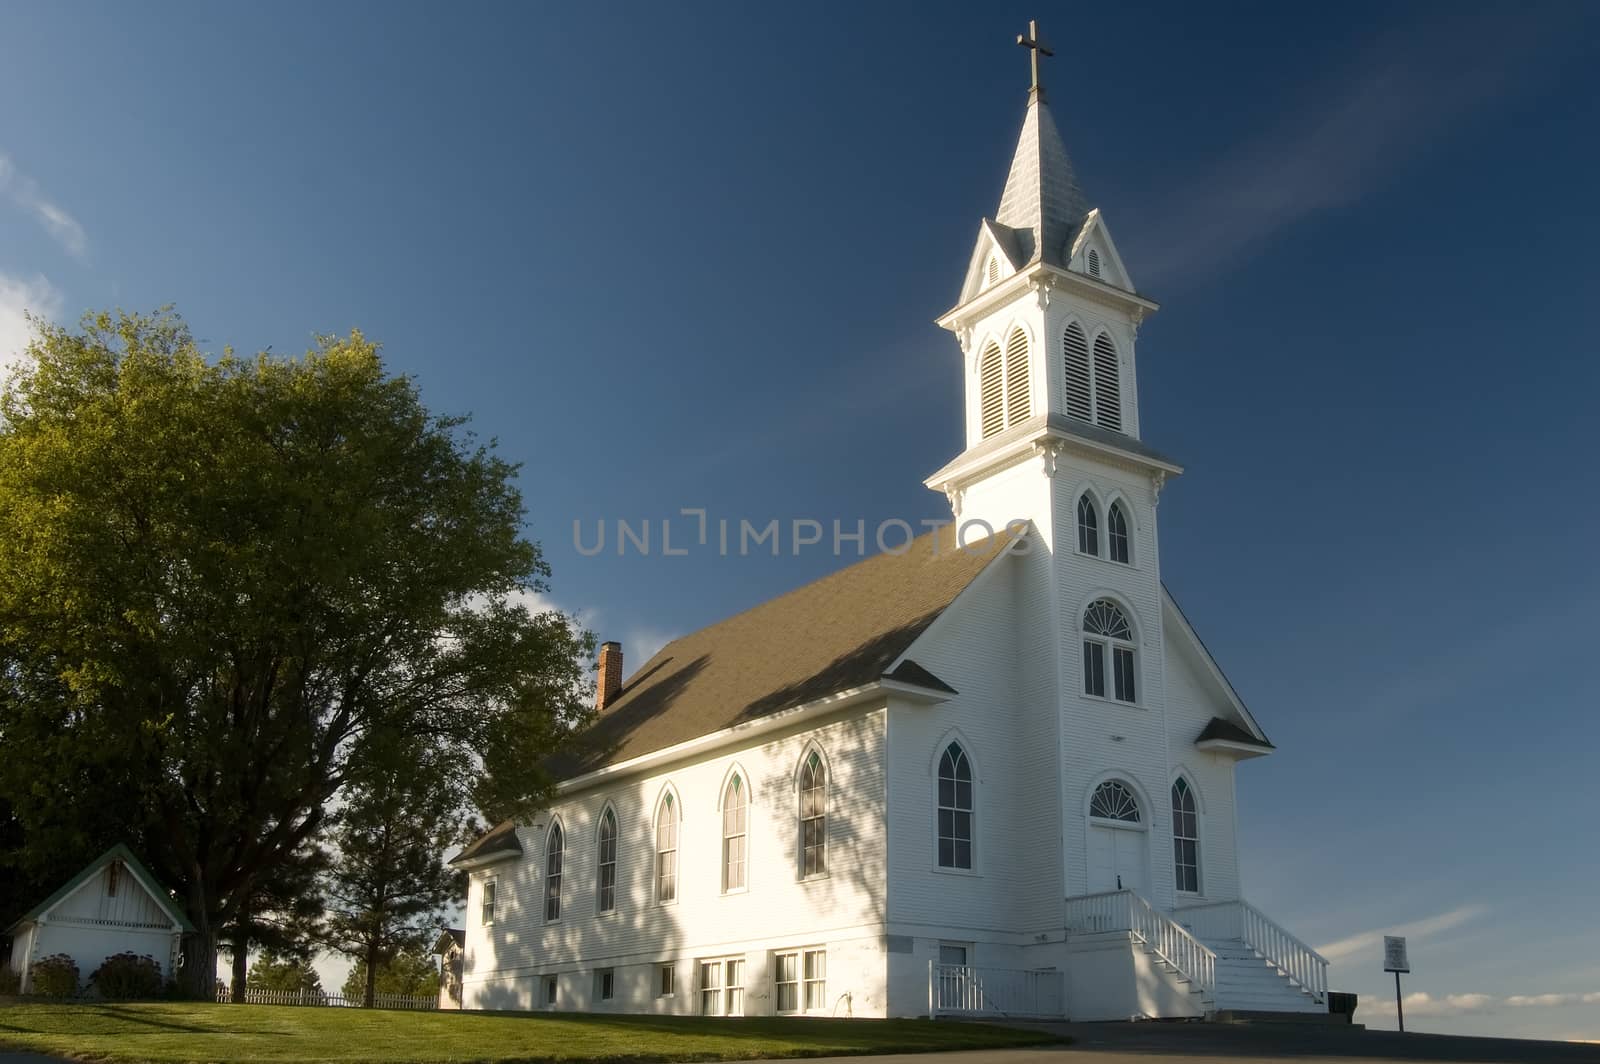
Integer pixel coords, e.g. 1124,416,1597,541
1384,936,1410,973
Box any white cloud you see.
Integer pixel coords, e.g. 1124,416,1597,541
1360,989,1600,1018
0,271,61,380
508,587,675,683
0,153,89,261
1315,903,1488,964
1507,992,1600,1008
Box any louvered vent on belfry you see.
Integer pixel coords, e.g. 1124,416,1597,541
1004,328,1030,426
1093,332,1122,431
1087,248,1101,277
1063,322,1092,422
979,341,1005,439
986,256,1000,286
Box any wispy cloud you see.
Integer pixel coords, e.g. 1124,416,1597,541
0,154,89,261
1315,903,1488,964
1131,6,1593,284
1360,990,1600,1019
0,272,62,380
509,587,675,682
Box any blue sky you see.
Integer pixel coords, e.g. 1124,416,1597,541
4,0,1599,1039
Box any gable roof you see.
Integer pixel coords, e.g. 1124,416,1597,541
9,843,194,933
1197,717,1273,749
550,526,1012,783
451,819,523,867
1162,587,1271,746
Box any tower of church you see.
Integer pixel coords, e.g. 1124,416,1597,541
926,25,1189,903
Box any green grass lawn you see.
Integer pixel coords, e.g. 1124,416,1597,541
0,1002,1057,1064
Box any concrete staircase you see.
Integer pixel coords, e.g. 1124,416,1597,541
1204,937,1324,1015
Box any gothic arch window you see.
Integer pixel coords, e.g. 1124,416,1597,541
1172,778,1201,894
655,791,678,904
1004,327,1031,426
1093,332,1122,431
1076,493,1100,556
722,774,747,892
1063,322,1092,421
978,340,1004,439
1107,501,1130,564
1089,780,1141,823
798,750,827,878
544,821,564,923
1087,248,1101,277
596,807,618,913
1083,598,1137,703
937,741,974,869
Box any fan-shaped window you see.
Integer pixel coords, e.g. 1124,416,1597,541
1087,248,1101,277
937,742,974,869
986,255,1000,286
978,341,1004,439
1107,501,1130,564
1083,599,1136,703
596,808,617,913
1093,333,1122,431
655,792,678,903
1004,328,1031,425
1063,322,1092,421
722,774,747,892
1090,780,1141,822
1172,778,1200,893
544,822,564,922
1076,494,1099,556
799,751,827,878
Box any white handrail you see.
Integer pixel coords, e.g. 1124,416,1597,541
1176,899,1329,1003
1064,889,1215,1002
927,963,1065,1018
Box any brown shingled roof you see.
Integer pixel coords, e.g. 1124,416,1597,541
549,525,1014,781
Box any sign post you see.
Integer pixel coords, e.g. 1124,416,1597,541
1383,936,1410,1032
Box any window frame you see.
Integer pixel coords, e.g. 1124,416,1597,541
655,791,679,905
658,964,676,997
1107,500,1131,564
774,947,828,1014
721,773,748,894
542,973,558,1007
594,968,615,1002
698,956,744,1017
596,806,618,914
1076,493,1100,557
1172,777,1202,896
544,821,564,924
935,741,976,872
1081,599,1138,705
480,877,497,927
798,749,828,880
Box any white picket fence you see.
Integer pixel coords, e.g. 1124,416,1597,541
928,963,1065,1019
217,986,437,1010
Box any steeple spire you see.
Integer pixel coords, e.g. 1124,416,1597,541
994,21,1088,268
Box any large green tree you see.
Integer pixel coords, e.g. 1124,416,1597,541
341,950,440,1002
221,840,329,1002
0,309,592,993
322,728,462,1007
246,951,324,997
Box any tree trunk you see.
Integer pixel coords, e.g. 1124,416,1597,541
229,928,248,1003
364,939,379,1008
183,880,220,999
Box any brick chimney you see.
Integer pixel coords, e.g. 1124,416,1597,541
596,641,624,712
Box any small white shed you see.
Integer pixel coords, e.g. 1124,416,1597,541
5,844,193,995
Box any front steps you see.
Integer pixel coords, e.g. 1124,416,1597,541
1205,938,1324,1015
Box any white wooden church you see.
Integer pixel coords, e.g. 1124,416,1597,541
452,27,1330,1022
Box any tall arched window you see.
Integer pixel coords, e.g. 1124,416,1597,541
1063,322,1092,421
1093,332,1122,431
1172,778,1200,893
1004,327,1031,425
937,742,974,869
978,341,1004,439
1083,599,1136,703
1107,501,1130,564
799,751,827,878
722,774,747,892
596,808,617,913
1090,780,1141,822
655,792,678,904
1076,493,1099,556
544,822,564,922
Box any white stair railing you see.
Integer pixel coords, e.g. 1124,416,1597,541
1176,899,1329,1004
1064,889,1215,1003
927,963,1065,1018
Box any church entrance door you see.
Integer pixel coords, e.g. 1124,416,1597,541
1087,822,1149,896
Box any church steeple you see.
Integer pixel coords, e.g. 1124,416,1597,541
993,84,1088,269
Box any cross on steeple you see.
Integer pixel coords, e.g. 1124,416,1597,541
1015,19,1053,102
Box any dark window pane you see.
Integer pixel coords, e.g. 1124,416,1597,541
938,777,955,807
938,838,954,867
954,810,972,842
954,839,972,868
955,780,972,810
